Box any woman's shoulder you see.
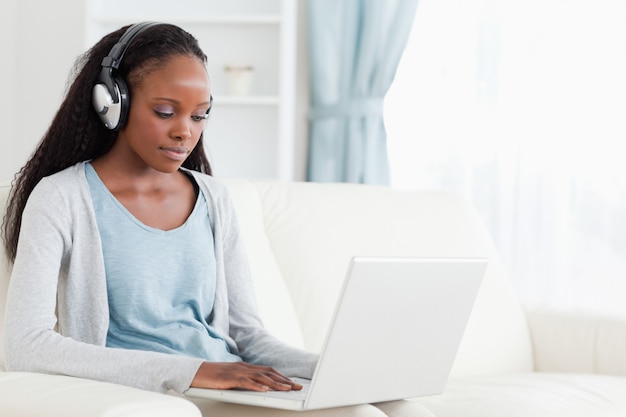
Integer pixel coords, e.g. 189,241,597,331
30,162,89,202
41,162,87,184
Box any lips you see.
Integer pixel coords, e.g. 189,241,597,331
159,146,190,161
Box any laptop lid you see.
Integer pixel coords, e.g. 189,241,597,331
185,257,486,410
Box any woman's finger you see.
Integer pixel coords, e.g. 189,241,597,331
191,361,303,392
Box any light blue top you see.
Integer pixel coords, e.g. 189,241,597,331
85,163,240,363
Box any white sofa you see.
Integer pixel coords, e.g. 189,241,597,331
2,179,626,417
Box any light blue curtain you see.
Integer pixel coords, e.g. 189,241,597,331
307,0,418,184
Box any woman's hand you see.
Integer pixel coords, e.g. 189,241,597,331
191,362,303,392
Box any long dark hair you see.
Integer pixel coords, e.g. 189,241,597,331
2,23,212,261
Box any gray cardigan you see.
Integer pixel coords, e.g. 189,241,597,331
4,162,317,393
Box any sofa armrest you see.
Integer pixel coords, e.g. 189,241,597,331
525,306,626,376
0,372,201,417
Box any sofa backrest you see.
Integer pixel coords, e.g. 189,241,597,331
222,180,535,379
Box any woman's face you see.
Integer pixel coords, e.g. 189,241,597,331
116,54,211,173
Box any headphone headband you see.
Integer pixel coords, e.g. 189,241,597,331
100,21,160,71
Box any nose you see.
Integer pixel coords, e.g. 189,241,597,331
171,117,192,141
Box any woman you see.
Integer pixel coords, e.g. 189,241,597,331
2,22,433,417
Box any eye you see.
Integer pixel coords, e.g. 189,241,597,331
154,104,175,119
154,110,174,119
191,114,209,122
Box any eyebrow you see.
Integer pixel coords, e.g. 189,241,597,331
153,97,212,107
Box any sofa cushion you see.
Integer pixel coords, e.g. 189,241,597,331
248,181,533,378
414,372,626,417
221,179,304,348
526,307,626,375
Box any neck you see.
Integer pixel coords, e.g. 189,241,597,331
90,154,181,195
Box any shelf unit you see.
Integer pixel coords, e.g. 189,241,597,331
85,0,297,180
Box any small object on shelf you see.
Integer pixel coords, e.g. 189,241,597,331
224,63,255,96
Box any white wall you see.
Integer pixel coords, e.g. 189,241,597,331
0,0,309,184
0,0,86,184
0,0,19,184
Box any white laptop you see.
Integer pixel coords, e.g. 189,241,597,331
185,256,487,410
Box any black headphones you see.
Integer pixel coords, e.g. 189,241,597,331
92,22,160,130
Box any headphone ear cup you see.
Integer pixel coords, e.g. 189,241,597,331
91,76,129,130
92,82,121,130
114,76,130,130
